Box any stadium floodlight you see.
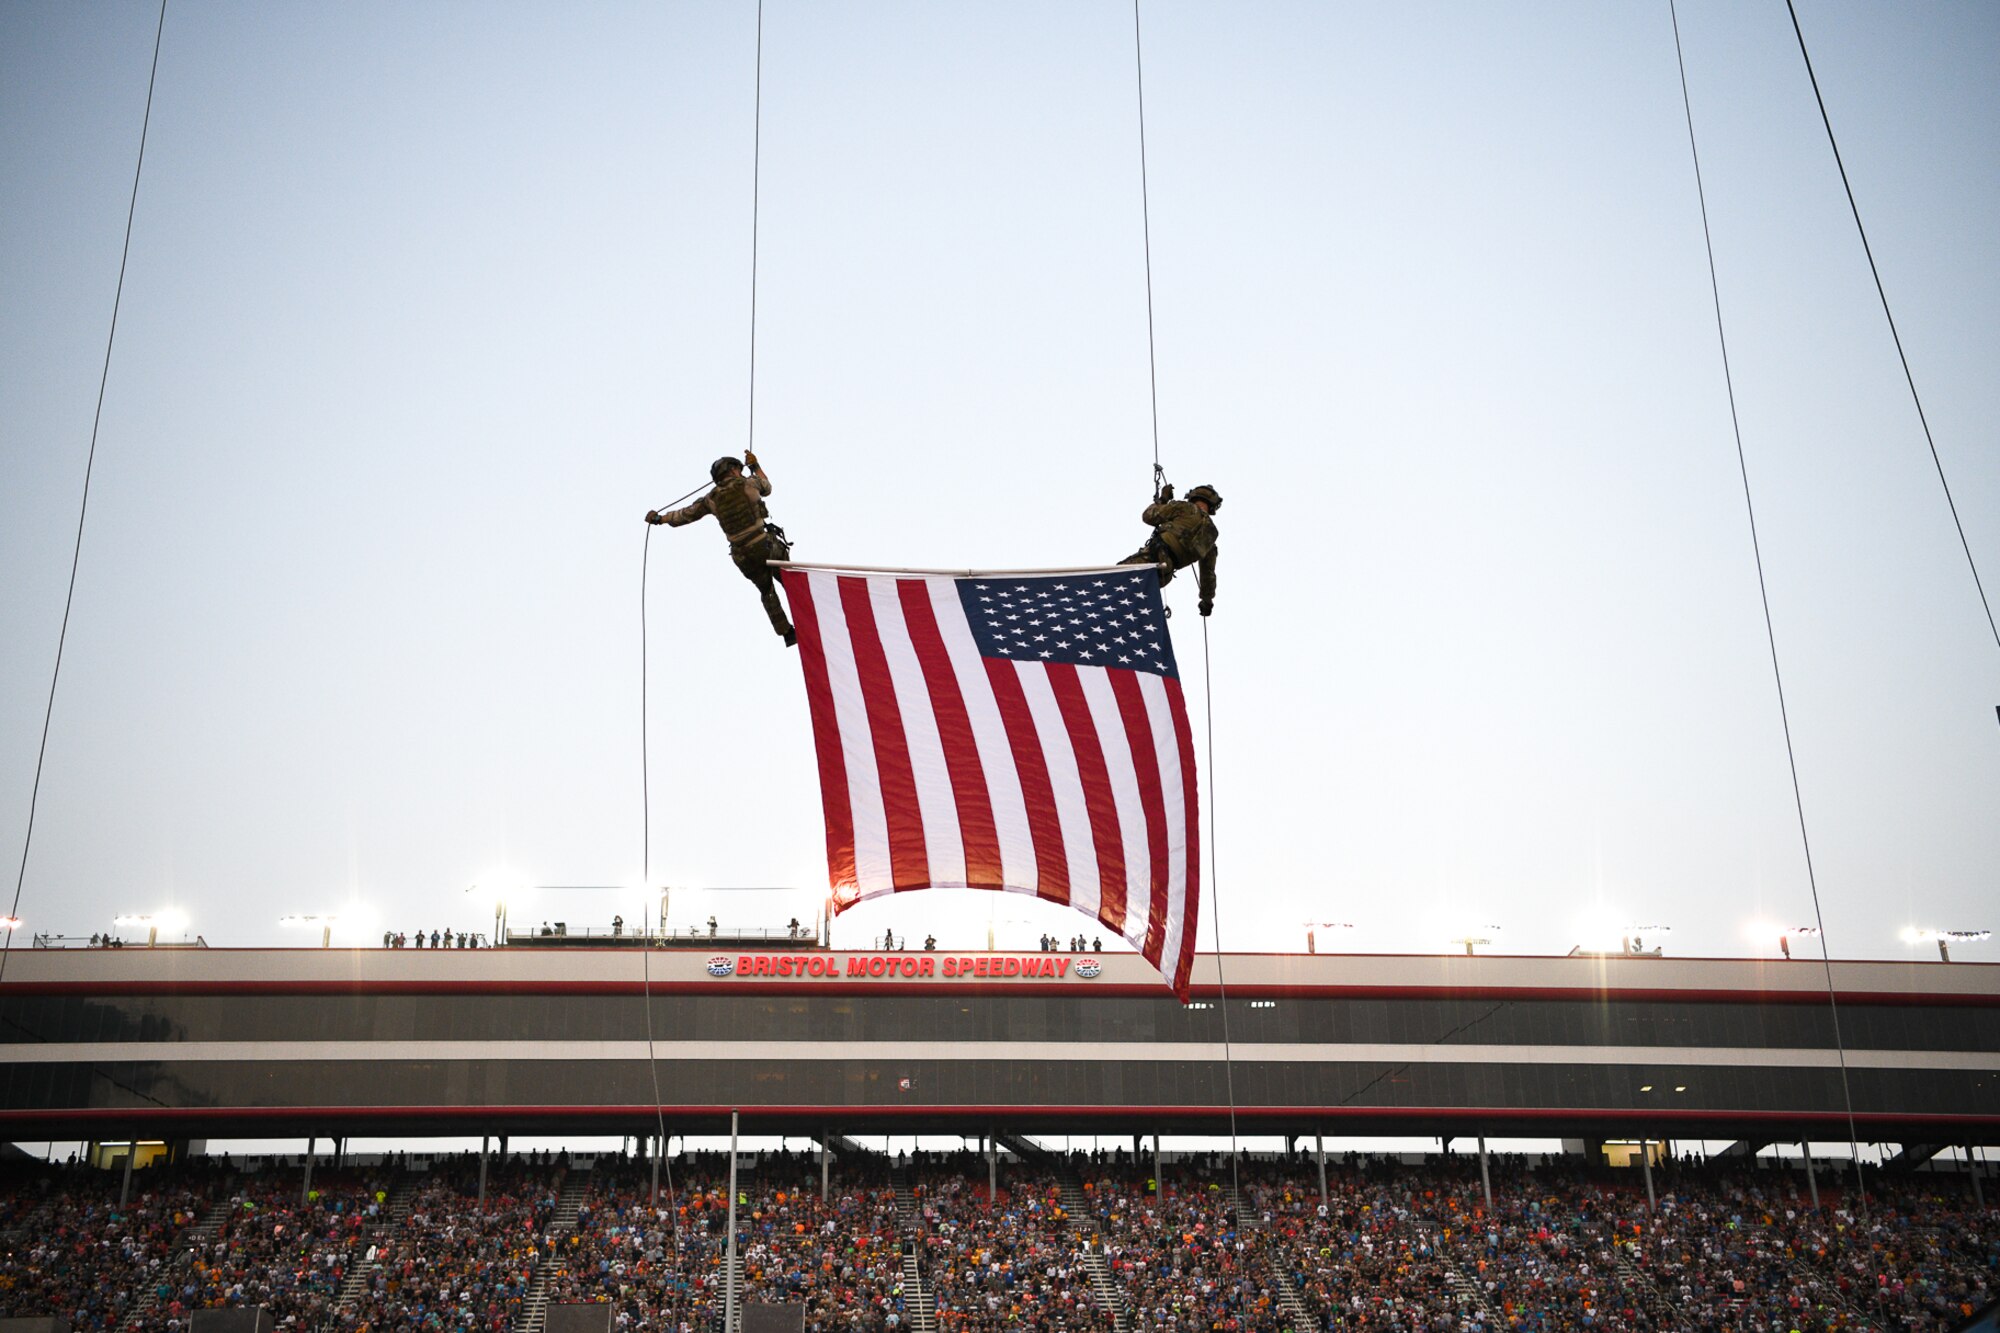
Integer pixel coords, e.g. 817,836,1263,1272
0,916,18,931
1302,921,1353,954
1902,927,1991,963
1443,922,1502,957
467,871,528,944
279,914,340,948
112,910,188,947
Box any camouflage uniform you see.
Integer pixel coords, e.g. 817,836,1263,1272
655,460,794,641
1121,491,1219,613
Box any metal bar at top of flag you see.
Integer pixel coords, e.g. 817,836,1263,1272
772,561,1163,578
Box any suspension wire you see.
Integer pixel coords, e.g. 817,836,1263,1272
2,0,169,989
640,527,671,1209
1667,0,1868,1219
1200,620,1242,1214
1131,0,1165,493
1782,0,1999,663
746,0,765,458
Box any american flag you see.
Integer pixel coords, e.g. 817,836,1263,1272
779,564,1199,998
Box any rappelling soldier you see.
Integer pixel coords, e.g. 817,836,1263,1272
647,451,796,646
1120,481,1221,616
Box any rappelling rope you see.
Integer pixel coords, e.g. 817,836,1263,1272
1131,0,1165,496
1667,0,1868,1219
2,0,169,990
1782,0,1999,667
746,0,766,460
638,478,712,1211
1134,0,1238,1209
1200,619,1243,1215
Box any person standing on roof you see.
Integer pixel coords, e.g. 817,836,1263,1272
1119,481,1221,616
647,451,796,646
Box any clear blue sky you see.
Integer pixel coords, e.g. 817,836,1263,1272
3,1,1996,968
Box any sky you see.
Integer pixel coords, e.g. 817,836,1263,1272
3,0,1997,972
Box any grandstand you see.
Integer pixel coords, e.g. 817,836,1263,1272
0,946,1994,1331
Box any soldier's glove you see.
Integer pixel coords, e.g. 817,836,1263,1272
744,450,760,470
1198,598,1213,618
645,510,666,525
1156,483,1175,503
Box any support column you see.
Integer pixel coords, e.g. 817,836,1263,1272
726,1111,741,1333
479,1136,490,1209
119,1143,134,1206
1477,1136,1493,1212
1153,1134,1163,1197
1802,1142,1818,1210
820,1132,829,1202
302,1136,315,1206
1969,1146,1985,1211
1641,1140,1656,1214
1317,1134,1328,1209
987,1130,997,1201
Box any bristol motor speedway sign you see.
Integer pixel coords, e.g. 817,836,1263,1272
708,952,1101,982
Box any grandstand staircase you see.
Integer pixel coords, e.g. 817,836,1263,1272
1228,1191,1314,1333
1054,1172,1130,1333
888,1165,938,1333
1413,1221,1498,1328
331,1172,420,1321
517,1164,592,1333
1611,1246,1692,1333
118,1194,237,1331
1779,1254,1880,1332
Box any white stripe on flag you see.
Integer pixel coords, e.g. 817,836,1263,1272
1013,660,1102,924
807,570,894,895
1139,670,1190,980
1078,667,1153,942
926,579,1038,893
869,578,965,888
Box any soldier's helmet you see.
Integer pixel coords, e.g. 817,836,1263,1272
710,456,744,484
1186,484,1223,512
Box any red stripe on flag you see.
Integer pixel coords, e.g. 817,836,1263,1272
837,576,930,891
1165,673,1201,999
984,660,1070,907
896,580,1005,889
781,571,857,896
1043,663,1129,936
1107,669,1171,962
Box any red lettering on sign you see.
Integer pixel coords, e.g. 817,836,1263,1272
918,957,935,977
1056,958,1071,977
847,957,868,975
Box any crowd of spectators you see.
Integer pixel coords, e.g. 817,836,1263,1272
913,1156,1111,1333
344,1161,555,1331
164,1168,393,1329
0,1152,1991,1332
0,1162,218,1330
